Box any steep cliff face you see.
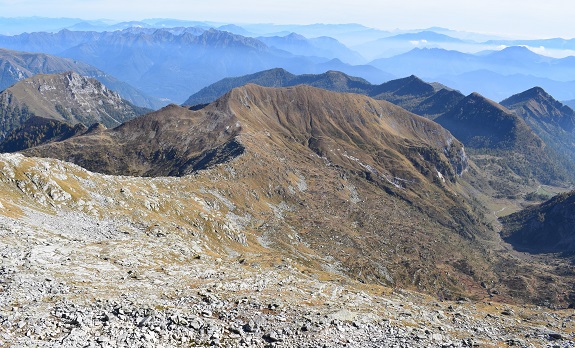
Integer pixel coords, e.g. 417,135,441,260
0,72,150,140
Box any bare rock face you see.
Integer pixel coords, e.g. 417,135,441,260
0,48,163,109
0,71,150,140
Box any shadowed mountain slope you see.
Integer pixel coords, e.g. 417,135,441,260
368,75,463,117
0,72,150,140
435,92,569,190
501,191,575,254
24,101,244,177
501,87,575,133
437,93,538,150
0,116,87,152
501,87,575,178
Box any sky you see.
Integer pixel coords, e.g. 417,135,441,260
1,0,574,39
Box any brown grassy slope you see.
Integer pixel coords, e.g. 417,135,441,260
22,84,505,300
23,84,575,305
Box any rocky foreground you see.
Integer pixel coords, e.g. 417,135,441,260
0,152,573,348
1,208,574,348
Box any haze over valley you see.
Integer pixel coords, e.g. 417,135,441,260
2,3,575,346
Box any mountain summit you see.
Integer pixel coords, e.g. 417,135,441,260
501,86,575,133
25,84,467,182
0,72,149,140
0,48,163,109
501,87,575,180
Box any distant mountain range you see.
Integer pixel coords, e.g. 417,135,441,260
257,33,365,65
188,40,575,103
370,46,574,81
184,69,461,118
438,70,575,102
369,46,575,101
355,30,469,59
1,23,574,103
0,28,392,102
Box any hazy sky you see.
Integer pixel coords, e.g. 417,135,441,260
1,0,573,38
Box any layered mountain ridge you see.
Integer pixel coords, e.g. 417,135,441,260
18,83,575,308
25,84,468,184
188,69,575,194
184,69,463,118
0,28,392,102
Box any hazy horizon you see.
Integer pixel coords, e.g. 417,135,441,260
1,0,574,39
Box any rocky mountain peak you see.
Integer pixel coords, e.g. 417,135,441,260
502,86,551,105
0,72,150,141
371,74,436,98
501,86,575,132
